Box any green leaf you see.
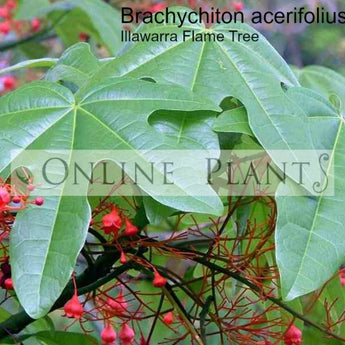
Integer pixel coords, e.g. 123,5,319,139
1,78,222,317
15,0,50,20
0,58,57,75
18,0,122,54
40,0,122,55
143,196,176,225
213,107,254,136
46,43,101,87
21,316,55,335
11,199,91,320
297,65,345,114
27,331,97,345
98,14,322,187
66,0,122,55
74,78,223,214
6,80,91,318
276,88,345,300
20,43,49,60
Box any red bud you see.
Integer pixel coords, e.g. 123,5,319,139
163,311,174,325
153,271,167,288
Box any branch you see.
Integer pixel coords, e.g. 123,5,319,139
189,254,345,343
0,243,122,339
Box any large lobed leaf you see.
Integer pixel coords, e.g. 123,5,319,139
97,14,321,188
1,78,222,318
276,76,345,300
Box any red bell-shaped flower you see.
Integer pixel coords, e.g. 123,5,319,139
120,251,127,264
31,18,41,32
119,323,135,345
0,21,10,35
123,218,138,236
63,293,83,319
101,324,117,344
34,197,44,206
284,324,302,345
3,76,16,90
5,1,16,10
233,1,244,11
4,278,13,290
0,6,9,18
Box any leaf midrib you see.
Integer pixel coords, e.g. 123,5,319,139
286,119,344,298
36,108,78,313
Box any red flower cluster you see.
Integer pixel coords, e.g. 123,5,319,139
100,323,135,345
0,181,44,213
101,208,138,237
0,1,41,36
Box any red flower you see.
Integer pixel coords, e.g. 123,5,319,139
5,1,16,10
188,0,196,8
79,32,89,41
101,324,117,345
34,197,44,206
123,218,138,236
120,251,127,264
148,2,166,13
3,76,16,90
4,278,13,290
163,311,174,325
0,20,11,34
119,323,135,345
284,324,302,345
153,271,167,288
12,196,21,204
233,1,244,11
31,18,41,32
27,183,35,192
0,187,10,208
102,209,123,234
339,269,345,286
0,6,9,19
63,293,84,319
